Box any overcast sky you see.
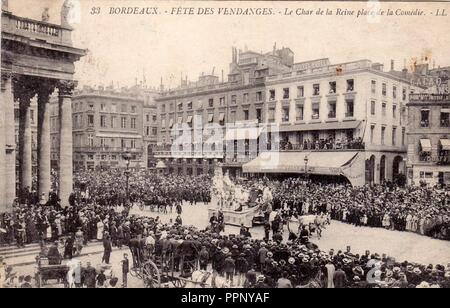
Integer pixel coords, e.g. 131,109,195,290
8,0,450,89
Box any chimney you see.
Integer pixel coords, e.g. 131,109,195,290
391,60,395,71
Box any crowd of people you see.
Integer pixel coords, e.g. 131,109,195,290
73,170,211,207
1,170,449,288
270,179,450,241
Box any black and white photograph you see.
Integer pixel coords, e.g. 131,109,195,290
1,0,450,292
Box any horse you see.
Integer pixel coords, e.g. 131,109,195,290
184,270,230,288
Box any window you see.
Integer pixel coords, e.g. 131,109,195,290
402,128,406,146
121,104,127,112
230,111,236,123
370,125,375,144
208,98,214,108
381,126,386,145
420,109,430,127
208,114,214,123
130,140,136,149
89,104,94,111
297,86,304,98
219,97,225,106
131,118,136,129
111,104,117,113
313,84,320,96
269,90,276,101
268,107,275,123
170,103,174,112
392,127,397,146
393,104,397,119
121,139,126,148
100,138,107,148
382,102,387,116
296,105,304,121
100,115,107,128
283,88,290,99
328,102,336,118
347,79,354,92
371,101,376,115
402,88,407,101
256,92,263,102
121,117,127,129
282,106,289,122
187,101,193,110
177,103,183,111
243,93,249,103
329,82,336,94
382,83,387,96
152,115,157,122
346,100,354,117
161,104,166,113
111,116,116,128
244,110,249,121
256,108,262,123
88,134,94,147
312,103,320,119
441,109,450,127
231,95,237,105
88,114,94,127
371,80,377,94
100,104,106,111
152,127,157,136
393,86,397,99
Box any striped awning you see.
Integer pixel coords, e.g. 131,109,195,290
420,139,432,152
440,139,450,151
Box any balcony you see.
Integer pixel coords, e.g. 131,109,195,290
279,138,365,152
441,119,450,127
74,146,143,153
2,11,74,46
420,120,430,128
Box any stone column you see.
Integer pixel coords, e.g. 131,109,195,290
3,72,15,211
0,72,6,212
19,101,33,190
37,81,56,203
14,75,38,192
57,80,75,207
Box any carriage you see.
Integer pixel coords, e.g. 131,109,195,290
35,256,70,288
129,241,201,288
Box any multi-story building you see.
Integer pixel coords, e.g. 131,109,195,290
155,45,293,176
142,90,159,168
50,85,149,171
406,93,450,187
155,46,426,186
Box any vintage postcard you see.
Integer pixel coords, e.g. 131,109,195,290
1,0,450,295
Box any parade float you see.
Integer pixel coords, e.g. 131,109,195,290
208,165,272,228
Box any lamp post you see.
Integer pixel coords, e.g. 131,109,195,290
304,156,309,181
122,151,132,205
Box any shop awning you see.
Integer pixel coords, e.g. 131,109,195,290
96,133,142,139
278,120,361,132
420,139,432,152
225,127,263,141
440,139,450,151
243,151,359,175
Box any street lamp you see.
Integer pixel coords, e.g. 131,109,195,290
304,156,309,181
122,151,132,205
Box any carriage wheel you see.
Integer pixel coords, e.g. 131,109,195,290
142,261,161,288
130,267,141,278
171,277,187,288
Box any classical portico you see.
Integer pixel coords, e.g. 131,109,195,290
1,2,85,211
